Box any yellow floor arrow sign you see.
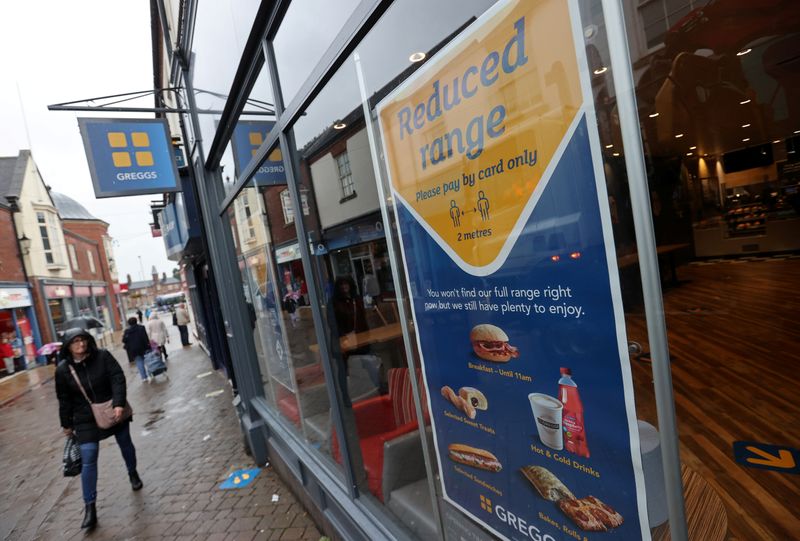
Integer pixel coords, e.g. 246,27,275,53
734,441,799,474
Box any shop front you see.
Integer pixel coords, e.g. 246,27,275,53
161,0,800,539
43,283,75,338
0,284,43,371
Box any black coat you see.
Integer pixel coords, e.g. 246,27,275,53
55,349,129,444
122,324,150,357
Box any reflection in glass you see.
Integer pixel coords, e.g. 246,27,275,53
272,0,362,106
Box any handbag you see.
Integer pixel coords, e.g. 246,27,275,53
63,434,82,477
68,365,133,429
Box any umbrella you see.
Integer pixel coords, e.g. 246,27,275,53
63,316,104,330
37,342,62,355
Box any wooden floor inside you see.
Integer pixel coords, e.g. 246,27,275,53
625,256,800,541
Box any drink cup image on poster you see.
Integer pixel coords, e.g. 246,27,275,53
375,0,651,539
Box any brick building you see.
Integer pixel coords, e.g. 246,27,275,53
51,192,122,331
0,151,46,369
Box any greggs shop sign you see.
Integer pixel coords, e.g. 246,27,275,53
78,118,182,198
377,1,650,539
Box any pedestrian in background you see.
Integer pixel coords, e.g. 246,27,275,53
55,328,143,530
174,303,192,347
146,312,169,360
122,317,151,382
136,308,143,324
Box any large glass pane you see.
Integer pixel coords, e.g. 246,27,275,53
192,17,275,165
271,0,361,106
226,157,345,477
620,1,800,539
287,1,514,538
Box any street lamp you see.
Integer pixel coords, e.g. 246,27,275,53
19,234,31,255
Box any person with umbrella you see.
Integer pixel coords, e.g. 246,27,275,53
122,317,150,382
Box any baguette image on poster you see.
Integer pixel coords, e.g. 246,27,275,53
375,0,650,539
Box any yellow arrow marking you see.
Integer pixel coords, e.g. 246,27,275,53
745,446,795,468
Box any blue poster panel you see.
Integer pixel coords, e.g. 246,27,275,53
230,120,287,185
376,0,650,539
78,118,181,198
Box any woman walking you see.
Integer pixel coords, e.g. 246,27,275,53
55,328,143,530
146,312,169,360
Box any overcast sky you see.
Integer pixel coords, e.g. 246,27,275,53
0,1,175,282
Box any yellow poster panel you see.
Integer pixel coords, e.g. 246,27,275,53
378,0,582,268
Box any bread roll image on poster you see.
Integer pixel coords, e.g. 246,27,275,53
459,387,488,410
447,443,502,472
520,465,574,501
470,324,519,362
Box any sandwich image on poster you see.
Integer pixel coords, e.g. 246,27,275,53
375,0,650,539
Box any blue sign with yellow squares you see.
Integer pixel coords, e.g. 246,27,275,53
230,120,286,186
78,118,181,198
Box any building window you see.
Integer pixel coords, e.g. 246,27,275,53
280,189,294,224
37,212,55,264
281,189,310,225
638,0,696,50
87,250,96,274
335,151,355,200
68,244,79,270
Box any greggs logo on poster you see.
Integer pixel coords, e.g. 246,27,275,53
378,0,582,269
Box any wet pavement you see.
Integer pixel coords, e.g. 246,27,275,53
0,327,322,541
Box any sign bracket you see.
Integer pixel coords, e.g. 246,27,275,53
47,87,276,116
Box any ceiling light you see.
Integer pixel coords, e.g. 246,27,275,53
570,251,581,260
740,99,751,105
649,112,659,118
605,144,613,149
409,52,426,63
742,138,750,142
551,255,561,262
794,130,800,134
675,133,684,139
689,146,697,150
773,140,781,144
593,66,608,75
736,48,752,57
612,152,620,157
333,122,347,130
686,152,693,156
741,123,751,128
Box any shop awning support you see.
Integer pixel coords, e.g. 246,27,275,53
601,0,689,539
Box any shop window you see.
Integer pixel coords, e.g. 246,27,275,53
87,250,96,274
37,212,55,265
280,189,294,224
335,152,355,200
68,244,79,270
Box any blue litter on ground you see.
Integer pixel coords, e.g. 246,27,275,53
219,467,261,489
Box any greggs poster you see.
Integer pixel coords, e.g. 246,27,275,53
376,0,651,539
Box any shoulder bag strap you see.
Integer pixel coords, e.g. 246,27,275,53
68,365,94,405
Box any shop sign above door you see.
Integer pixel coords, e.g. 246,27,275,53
0,288,32,309
78,118,182,198
376,0,651,539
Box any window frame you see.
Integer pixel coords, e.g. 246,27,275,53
335,150,356,201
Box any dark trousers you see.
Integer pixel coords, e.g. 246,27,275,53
178,325,190,346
